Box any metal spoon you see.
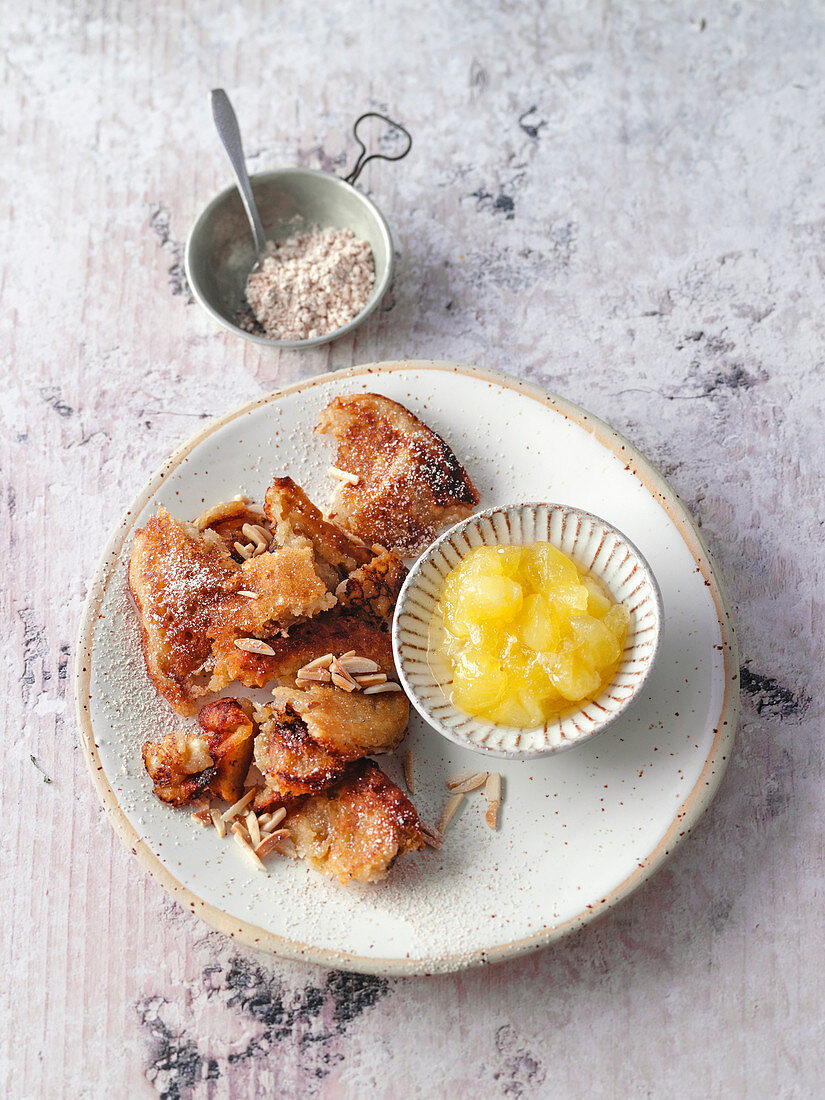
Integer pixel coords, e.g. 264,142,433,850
210,88,267,261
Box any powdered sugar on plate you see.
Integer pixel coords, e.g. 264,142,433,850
244,226,374,341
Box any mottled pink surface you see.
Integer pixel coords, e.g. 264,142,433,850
3,0,824,1095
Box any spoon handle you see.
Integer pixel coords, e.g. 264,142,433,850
211,89,267,256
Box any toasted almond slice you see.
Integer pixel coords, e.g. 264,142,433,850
300,653,334,672
485,772,502,804
242,522,270,549
371,543,388,555
339,650,357,660
210,808,227,838
421,827,442,850
246,810,261,848
231,493,251,503
296,667,332,683
330,670,358,692
439,793,464,833
486,800,500,830
328,465,360,485
234,637,276,656
403,750,415,794
233,830,267,870
230,819,250,840
362,682,403,695
237,590,258,599
221,788,257,822
337,655,380,675
261,807,287,833
255,829,292,858
447,771,488,795
446,769,475,788
354,672,387,688
273,837,298,858
191,811,209,826
257,812,273,827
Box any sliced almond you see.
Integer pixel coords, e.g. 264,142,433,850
261,807,287,833
485,772,502,803
439,792,464,833
237,590,258,599
190,811,209,826
403,750,415,794
354,672,387,688
339,650,357,660
421,827,442,850
329,659,359,691
246,810,261,848
328,465,360,485
234,637,276,657
362,682,403,695
210,808,227,838
234,541,254,560
296,667,332,683
447,771,488,795
220,788,257,822
337,655,380,675
233,830,267,870
300,653,334,672
485,801,500,830
255,829,292,858
230,819,251,842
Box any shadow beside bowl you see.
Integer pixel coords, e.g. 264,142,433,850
185,168,394,349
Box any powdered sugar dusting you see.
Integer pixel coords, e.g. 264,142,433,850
244,226,374,341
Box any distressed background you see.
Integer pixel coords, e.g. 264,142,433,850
2,1,824,1096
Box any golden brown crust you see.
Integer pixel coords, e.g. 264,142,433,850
316,393,479,553
223,614,397,688
254,684,408,800
265,476,372,573
128,509,239,715
285,760,426,884
206,547,337,693
142,698,255,806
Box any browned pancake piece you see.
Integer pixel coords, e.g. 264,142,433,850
265,475,371,576
316,393,479,553
284,760,426,884
334,549,407,625
142,698,255,805
216,614,397,691
253,684,408,800
206,547,337,693
128,509,239,715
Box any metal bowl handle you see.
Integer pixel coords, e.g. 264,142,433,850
343,113,412,185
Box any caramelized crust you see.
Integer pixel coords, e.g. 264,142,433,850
221,614,397,689
335,549,407,625
128,509,239,715
316,393,479,553
265,476,371,574
206,547,337,693
285,760,426,884
142,698,255,805
254,684,408,800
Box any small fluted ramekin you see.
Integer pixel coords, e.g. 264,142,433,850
392,502,663,758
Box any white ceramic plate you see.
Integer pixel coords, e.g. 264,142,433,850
75,361,738,976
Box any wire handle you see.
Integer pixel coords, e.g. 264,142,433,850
344,113,412,185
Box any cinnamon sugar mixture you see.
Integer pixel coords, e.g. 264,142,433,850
244,226,375,340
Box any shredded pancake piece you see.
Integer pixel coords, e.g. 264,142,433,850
142,698,256,806
253,683,408,801
128,509,240,715
316,393,479,553
284,759,426,884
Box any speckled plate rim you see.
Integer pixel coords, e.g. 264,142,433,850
74,360,739,977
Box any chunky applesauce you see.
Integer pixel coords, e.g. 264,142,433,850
431,543,630,727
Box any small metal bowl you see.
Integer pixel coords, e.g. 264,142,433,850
185,113,411,350
393,502,663,759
